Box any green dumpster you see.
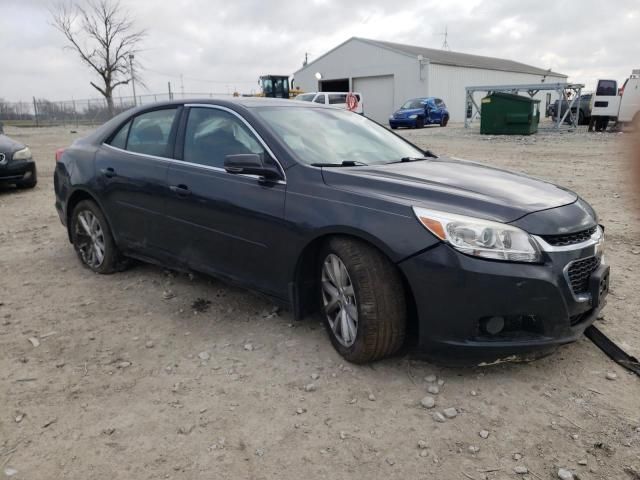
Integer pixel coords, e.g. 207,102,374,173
480,92,540,135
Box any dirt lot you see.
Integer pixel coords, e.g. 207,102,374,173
1,122,639,480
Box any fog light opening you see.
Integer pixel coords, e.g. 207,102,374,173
482,316,505,335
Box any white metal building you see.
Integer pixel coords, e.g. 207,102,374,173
294,37,567,123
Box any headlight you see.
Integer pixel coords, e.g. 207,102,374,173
12,147,32,161
412,207,541,263
409,114,418,119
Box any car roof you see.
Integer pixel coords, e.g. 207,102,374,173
82,97,333,145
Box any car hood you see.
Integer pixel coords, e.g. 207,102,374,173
393,108,423,117
0,134,25,155
321,157,578,224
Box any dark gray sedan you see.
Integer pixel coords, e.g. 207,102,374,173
0,133,37,189
54,98,609,365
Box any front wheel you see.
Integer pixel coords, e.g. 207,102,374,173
70,200,121,274
415,117,424,128
318,237,406,363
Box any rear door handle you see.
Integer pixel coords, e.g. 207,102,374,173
169,184,191,197
100,167,116,178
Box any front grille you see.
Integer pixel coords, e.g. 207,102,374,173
542,226,597,247
567,256,600,295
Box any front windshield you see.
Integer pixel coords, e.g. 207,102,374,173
254,106,424,166
401,99,425,109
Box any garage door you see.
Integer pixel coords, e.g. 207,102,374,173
353,75,394,124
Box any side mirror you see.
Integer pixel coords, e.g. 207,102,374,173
224,154,281,180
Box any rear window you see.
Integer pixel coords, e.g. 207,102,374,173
296,93,315,102
596,80,617,96
126,108,178,157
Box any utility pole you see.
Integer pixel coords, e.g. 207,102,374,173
129,54,137,106
168,82,173,100
441,26,450,50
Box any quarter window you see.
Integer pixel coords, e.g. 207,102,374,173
183,108,265,168
127,108,178,157
109,120,131,149
328,94,347,105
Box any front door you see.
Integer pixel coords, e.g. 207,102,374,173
165,106,287,297
95,107,180,258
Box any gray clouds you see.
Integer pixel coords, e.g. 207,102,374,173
1,0,638,100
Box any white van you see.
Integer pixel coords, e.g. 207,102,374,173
295,92,364,115
590,70,640,130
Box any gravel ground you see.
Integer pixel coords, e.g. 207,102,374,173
1,122,639,480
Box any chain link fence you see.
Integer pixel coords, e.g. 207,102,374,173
0,92,235,128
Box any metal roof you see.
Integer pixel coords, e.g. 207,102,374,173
296,37,566,78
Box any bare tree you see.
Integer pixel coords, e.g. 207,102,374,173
52,0,145,116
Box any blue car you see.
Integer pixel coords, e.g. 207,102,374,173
389,97,449,129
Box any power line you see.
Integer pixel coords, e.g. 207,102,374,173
142,67,257,84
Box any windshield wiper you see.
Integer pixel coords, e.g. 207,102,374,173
388,150,438,164
310,160,368,167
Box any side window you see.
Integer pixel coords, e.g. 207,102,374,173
108,120,131,149
313,94,326,104
328,94,347,105
596,80,617,96
127,108,178,157
183,108,265,168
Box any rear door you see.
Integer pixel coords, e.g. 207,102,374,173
165,105,287,297
591,79,621,117
96,106,180,257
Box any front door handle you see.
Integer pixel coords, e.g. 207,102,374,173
169,184,191,197
100,167,116,178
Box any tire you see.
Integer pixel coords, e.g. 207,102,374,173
390,125,398,130
415,117,424,129
440,115,449,127
70,199,121,274
318,237,406,363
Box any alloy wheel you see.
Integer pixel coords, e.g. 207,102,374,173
321,254,358,347
75,210,105,269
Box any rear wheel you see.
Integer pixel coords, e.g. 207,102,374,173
415,117,424,129
440,115,449,127
318,237,406,363
70,200,121,274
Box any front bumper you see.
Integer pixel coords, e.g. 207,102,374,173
389,118,417,128
0,158,36,183
399,240,609,365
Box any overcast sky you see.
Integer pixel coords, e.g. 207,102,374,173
1,0,638,102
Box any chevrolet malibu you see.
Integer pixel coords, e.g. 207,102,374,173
54,98,609,364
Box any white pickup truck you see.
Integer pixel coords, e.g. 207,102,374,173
589,69,640,131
